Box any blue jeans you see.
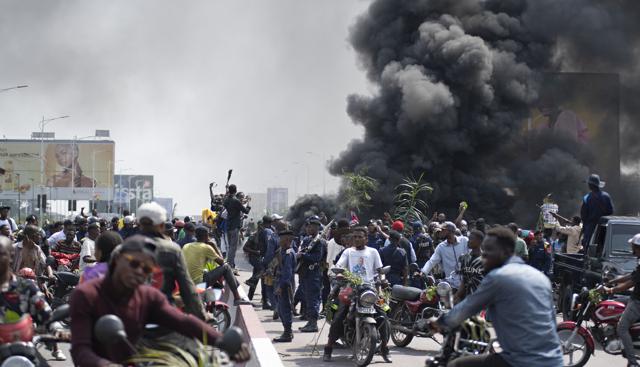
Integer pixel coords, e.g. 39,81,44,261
618,298,640,364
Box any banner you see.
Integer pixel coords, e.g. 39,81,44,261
0,139,115,200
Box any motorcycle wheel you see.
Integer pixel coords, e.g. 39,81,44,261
208,305,231,333
355,323,378,367
390,307,414,347
557,325,592,367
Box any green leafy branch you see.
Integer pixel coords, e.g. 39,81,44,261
342,170,378,212
393,173,433,223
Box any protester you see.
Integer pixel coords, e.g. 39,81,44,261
272,230,296,343
136,202,206,320
600,233,640,366
553,214,582,254
47,219,75,249
454,229,484,302
580,173,614,246
163,221,176,241
366,219,386,250
528,230,552,276
428,227,563,367
223,184,251,271
262,215,280,316
421,221,468,289
69,236,251,365
324,226,390,362
177,222,196,247
182,226,249,305
80,231,123,283
380,230,408,286
507,223,529,261
243,220,263,301
0,206,18,235
12,224,52,278
79,222,100,270
119,215,137,239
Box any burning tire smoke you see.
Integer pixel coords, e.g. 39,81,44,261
329,0,640,225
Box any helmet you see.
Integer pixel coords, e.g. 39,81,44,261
17,268,36,280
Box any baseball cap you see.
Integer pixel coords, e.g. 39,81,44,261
137,202,167,226
411,220,423,229
272,214,283,221
391,220,404,232
629,233,640,246
443,221,457,232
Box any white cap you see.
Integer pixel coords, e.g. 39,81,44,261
137,202,167,225
123,215,134,224
271,214,283,221
629,233,640,246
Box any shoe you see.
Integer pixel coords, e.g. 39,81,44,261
272,330,293,343
323,346,332,362
233,268,240,276
262,303,272,310
381,353,392,363
52,350,67,361
245,278,258,287
299,320,318,333
292,309,300,316
273,311,279,320
234,299,252,306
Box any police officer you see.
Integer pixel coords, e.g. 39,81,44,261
262,215,280,318
273,229,296,343
381,231,408,286
528,230,551,276
297,217,326,333
410,221,433,269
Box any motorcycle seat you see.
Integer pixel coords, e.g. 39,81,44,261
391,285,422,302
55,272,79,287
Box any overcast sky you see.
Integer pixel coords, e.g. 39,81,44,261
0,0,370,215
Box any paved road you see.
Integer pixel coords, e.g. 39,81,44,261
43,247,623,367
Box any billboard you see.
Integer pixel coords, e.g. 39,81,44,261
0,139,115,200
267,187,288,215
113,174,154,212
526,72,620,185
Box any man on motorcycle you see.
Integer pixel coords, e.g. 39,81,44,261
12,225,52,279
421,221,468,289
380,230,408,287
428,226,562,367
0,236,66,361
600,233,640,366
323,226,391,363
70,235,251,366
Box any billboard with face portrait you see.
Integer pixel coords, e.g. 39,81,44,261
526,72,620,186
0,139,115,200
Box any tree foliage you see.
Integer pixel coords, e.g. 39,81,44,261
393,173,433,223
341,170,378,213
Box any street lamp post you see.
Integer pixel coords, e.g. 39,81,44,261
38,115,70,186
16,174,21,223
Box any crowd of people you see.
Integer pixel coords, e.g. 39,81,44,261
0,171,636,367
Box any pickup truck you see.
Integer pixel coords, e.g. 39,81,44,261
553,216,640,318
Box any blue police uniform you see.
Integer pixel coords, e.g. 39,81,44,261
276,246,296,329
528,240,551,276
380,244,408,286
367,233,385,251
411,232,433,268
299,235,325,321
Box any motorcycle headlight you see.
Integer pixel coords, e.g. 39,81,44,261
1,356,36,367
359,290,378,307
436,282,452,297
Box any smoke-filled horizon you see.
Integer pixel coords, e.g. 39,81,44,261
324,0,640,226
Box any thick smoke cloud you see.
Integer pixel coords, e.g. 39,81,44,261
331,0,640,226
286,194,337,233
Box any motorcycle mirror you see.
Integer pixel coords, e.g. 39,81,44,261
378,266,391,275
46,256,57,267
94,315,128,345
215,326,244,356
49,305,70,324
331,267,345,275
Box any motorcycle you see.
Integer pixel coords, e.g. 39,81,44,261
424,282,493,366
388,274,447,347
0,304,71,367
195,282,231,333
94,314,246,367
329,266,391,367
558,284,638,367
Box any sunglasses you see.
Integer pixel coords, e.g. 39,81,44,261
122,253,154,274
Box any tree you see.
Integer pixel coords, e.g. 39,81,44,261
341,170,378,213
393,173,432,223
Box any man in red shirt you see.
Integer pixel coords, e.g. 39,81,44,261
70,235,250,366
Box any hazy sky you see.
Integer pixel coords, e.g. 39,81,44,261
0,0,370,215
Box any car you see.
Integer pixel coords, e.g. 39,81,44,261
553,216,640,319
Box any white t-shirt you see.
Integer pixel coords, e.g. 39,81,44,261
0,218,17,234
325,238,343,267
79,238,96,270
336,246,383,283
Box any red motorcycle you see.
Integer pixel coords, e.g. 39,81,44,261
557,285,637,367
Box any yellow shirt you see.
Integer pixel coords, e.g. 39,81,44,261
182,242,219,283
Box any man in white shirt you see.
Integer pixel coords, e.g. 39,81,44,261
0,206,18,235
79,223,100,270
421,221,468,289
552,213,582,254
48,219,76,250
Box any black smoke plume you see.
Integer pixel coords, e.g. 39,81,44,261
286,194,338,233
331,0,640,226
